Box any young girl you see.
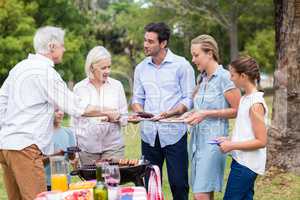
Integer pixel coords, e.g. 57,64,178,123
218,56,268,200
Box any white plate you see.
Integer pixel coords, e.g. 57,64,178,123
207,140,220,145
158,118,185,123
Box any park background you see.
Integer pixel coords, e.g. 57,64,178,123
0,0,299,199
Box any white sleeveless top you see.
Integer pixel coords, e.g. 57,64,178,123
231,92,268,175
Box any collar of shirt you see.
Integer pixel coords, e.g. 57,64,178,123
146,49,175,67
86,77,113,87
27,53,55,67
202,65,224,81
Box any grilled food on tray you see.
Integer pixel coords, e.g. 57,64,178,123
136,111,154,118
127,112,155,122
118,159,139,166
97,158,140,167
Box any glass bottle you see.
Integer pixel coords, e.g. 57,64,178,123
93,163,108,200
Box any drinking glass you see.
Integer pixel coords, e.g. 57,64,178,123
50,156,68,191
106,165,120,187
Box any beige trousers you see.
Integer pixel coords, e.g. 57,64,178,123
0,144,46,200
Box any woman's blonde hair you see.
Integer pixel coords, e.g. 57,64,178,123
85,46,111,79
191,34,220,98
191,34,219,62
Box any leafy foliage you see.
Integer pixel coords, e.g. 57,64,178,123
244,29,275,73
0,0,275,86
0,0,37,83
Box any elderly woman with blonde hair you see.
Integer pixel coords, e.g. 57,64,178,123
71,46,128,165
183,35,241,200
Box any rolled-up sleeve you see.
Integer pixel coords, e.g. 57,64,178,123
39,70,89,117
178,61,195,109
132,66,145,106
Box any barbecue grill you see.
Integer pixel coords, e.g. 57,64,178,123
70,160,151,186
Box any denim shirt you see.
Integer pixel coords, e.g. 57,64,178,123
132,49,195,147
190,65,235,155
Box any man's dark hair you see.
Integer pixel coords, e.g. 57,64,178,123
144,22,171,45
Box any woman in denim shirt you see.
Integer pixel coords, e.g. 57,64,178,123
184,35,241,200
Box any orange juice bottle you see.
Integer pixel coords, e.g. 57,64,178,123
51,174,68,191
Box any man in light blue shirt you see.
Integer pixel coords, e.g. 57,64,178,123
132,22,195,200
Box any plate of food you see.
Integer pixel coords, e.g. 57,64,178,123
127,112,155,123
135,111,155,119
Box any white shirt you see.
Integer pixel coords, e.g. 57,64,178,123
231,92,268,175
71,77,128,153
0,54,89,155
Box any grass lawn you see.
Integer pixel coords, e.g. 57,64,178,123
1,96,300,199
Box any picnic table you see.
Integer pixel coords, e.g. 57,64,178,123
35,184,147,200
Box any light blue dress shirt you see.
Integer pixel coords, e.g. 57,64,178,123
132,49,195,147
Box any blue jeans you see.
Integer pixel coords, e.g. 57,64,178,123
142,133,189,200
223,159,258,200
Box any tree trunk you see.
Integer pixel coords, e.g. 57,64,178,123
228,20,239,61
267,0,300,175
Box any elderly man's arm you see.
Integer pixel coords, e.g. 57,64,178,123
83,105,119,119
39,69,119,119
0,77,9,128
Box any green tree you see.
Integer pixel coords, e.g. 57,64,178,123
268,0,300,175
0,0,96,84
244,29,275,73
23,0,95,82
0,0,37,83
151,0,274,61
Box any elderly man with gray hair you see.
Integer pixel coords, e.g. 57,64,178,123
71,46,128,165
0,26,119,200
